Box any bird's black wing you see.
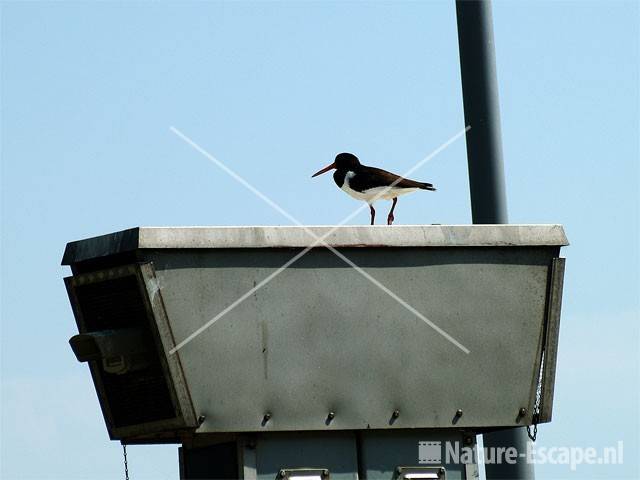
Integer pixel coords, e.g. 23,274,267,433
352,166,436,191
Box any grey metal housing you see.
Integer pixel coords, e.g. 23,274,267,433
62,225,567,442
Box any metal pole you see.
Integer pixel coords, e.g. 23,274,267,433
455,0,508,224
455,1,534,479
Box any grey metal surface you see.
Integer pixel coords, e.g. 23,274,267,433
146,246,560,432
252,432,359,480
358,430,469,480
63,225,567,436
61,225,568,264
539,257,565,423
139,263,198,430
241,438,258,480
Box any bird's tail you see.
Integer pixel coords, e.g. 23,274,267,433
420,182,436,191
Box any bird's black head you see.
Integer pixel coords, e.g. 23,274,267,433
311,152,361,178
334,152,361,170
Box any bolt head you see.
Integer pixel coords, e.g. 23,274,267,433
519,408,527,416
197,415,206,425
279,470,286,478
456,409,463,417
392,409,400,418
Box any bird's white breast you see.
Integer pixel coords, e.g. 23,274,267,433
340,171,418,204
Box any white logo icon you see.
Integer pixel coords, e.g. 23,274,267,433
419,441,442,464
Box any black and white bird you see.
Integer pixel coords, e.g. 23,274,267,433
312,152,436,225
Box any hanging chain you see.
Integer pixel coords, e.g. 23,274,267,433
527,351,545,442
123,444,130,480
528,265,557,445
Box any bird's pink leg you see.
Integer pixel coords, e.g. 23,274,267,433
369,205,376,225
387,198,397,225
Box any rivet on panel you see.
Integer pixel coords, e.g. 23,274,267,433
262,412,272,426
516,407,527,422
452,409,463,425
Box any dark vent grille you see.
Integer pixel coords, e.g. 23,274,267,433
74,274,176,428
101,365,175,427
76,276,146,330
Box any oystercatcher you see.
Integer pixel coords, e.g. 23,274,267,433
312,152,436,225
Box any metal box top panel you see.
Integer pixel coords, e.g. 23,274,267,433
62,225,568,265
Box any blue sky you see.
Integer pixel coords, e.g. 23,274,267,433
1,1,638,479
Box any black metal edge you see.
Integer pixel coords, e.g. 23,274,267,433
539,257,565,423
355,430,367,480
112,417,191,441
61,227,140,265
178,446,186,480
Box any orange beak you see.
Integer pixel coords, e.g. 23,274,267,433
311,162,336,178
